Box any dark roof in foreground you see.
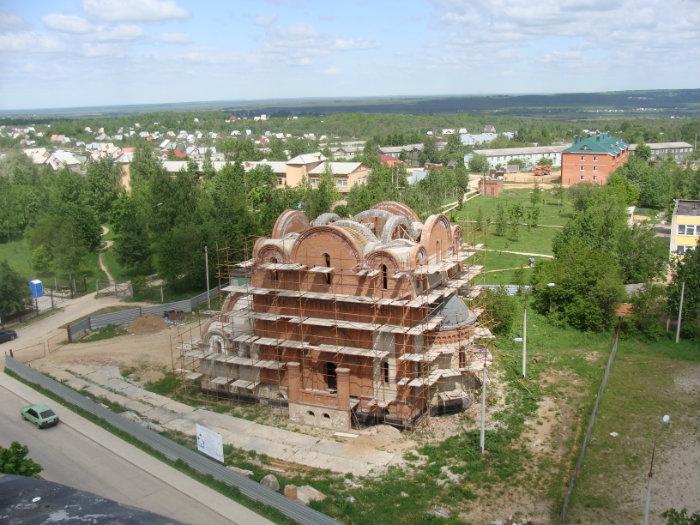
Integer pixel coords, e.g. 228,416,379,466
675,199,700,216
0,475,184,525
564,133,627,155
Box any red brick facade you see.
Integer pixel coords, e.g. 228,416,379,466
561,149,628,186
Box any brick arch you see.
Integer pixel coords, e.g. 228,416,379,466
290,226,362,270
421,214,453,260
371,201,420,223
271,209,309,239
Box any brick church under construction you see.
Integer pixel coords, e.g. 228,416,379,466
179,201,492,430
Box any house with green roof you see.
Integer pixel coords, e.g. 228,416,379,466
561,133,629,186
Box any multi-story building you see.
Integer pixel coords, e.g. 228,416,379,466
670,199,700,256
628,142,694,163
561,133,629,186
464,144,571,170
179,202,491,430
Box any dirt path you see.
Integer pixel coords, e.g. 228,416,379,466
99,225,115,285
474,246,555,259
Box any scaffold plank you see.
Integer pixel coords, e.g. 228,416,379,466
308,266,334,274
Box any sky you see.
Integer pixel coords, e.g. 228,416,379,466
0,0,699,110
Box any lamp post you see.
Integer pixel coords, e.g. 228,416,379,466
204,245,211,310
480,346,487,454
643,414,671,525
513,303,528,379
547,282,556,314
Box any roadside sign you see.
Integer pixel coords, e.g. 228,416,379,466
195,423,224,463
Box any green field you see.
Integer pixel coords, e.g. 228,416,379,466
457,189,575,227
0,237,107,293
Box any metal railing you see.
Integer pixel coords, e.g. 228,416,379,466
4,357,341,525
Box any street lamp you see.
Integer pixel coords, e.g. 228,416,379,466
547,282,556,314
642,414,671,525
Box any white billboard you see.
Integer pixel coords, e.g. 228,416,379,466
195,424,224,463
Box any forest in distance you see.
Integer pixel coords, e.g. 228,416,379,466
2,88,699,120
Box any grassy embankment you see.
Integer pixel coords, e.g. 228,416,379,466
0,237,107,293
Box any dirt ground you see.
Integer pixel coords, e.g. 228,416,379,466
33,321,189,375
459,370,586,525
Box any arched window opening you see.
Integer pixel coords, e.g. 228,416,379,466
270,257,279,282
323,413,331,419
382,361,390,383
381,264,388,290
322,253,332,285
325,362,337,391
307,410,315,417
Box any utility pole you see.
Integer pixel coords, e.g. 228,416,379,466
204,244,211,309
522,306,527,378
480,345,487,454
675,281,685,343
643,415,671,525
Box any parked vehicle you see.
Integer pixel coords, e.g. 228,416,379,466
21,404,59,428
0,329,18,344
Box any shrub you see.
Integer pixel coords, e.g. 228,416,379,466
480,288,517,335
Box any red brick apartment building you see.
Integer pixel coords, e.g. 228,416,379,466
561,133,629,186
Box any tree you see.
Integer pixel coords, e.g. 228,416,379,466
507,203,524,241
468,154,489,173
607,171,641,206
537,157,553,166
530,181,542,207
494,203,507,236
527,206,540,230
110,194,152,276
635,142,652,161
304,168,339,220
531,246,625,332
0,261,28,318
0,441,42,477
667,247,700,340
83,158,122,222
623,284,667,340
475,207,484,232
479,288,517,335
616,225,667,283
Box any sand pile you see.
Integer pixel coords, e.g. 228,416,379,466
127,313,166,335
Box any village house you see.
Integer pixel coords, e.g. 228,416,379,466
670,199,700,256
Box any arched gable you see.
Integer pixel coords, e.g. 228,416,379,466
371,201,420,223
421,214,453,260
290,226,362,270
271,209,309,239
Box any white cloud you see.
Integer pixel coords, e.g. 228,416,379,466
0,12,28,31
82,0,190,22
159,31,191,44
0,32,65,53
81,42,126,58
42,14,93,34
95,24,144,41
254,14,278,27
323,66,340,76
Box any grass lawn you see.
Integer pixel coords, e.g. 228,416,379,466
467,224,561,255
455,189,575,227
569,336,700,523
471,250,534,285
0,237,107,294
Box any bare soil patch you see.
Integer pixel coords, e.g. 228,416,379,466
127,313,166,335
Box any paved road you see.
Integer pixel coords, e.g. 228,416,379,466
0,380,270,525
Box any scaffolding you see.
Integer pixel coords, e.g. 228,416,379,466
173,214,496,431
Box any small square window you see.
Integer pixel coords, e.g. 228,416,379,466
593,156,598,161
580,165,585,171
593,166,598,171
580,155,585,161
678,225,686,235
593,176,597,181
580,175,585,180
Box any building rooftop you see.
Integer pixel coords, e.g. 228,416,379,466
628,141,693,150
564,133,627,155
473,144,571,156
675,199,700,216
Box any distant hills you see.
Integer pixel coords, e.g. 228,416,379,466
2,88,698,119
